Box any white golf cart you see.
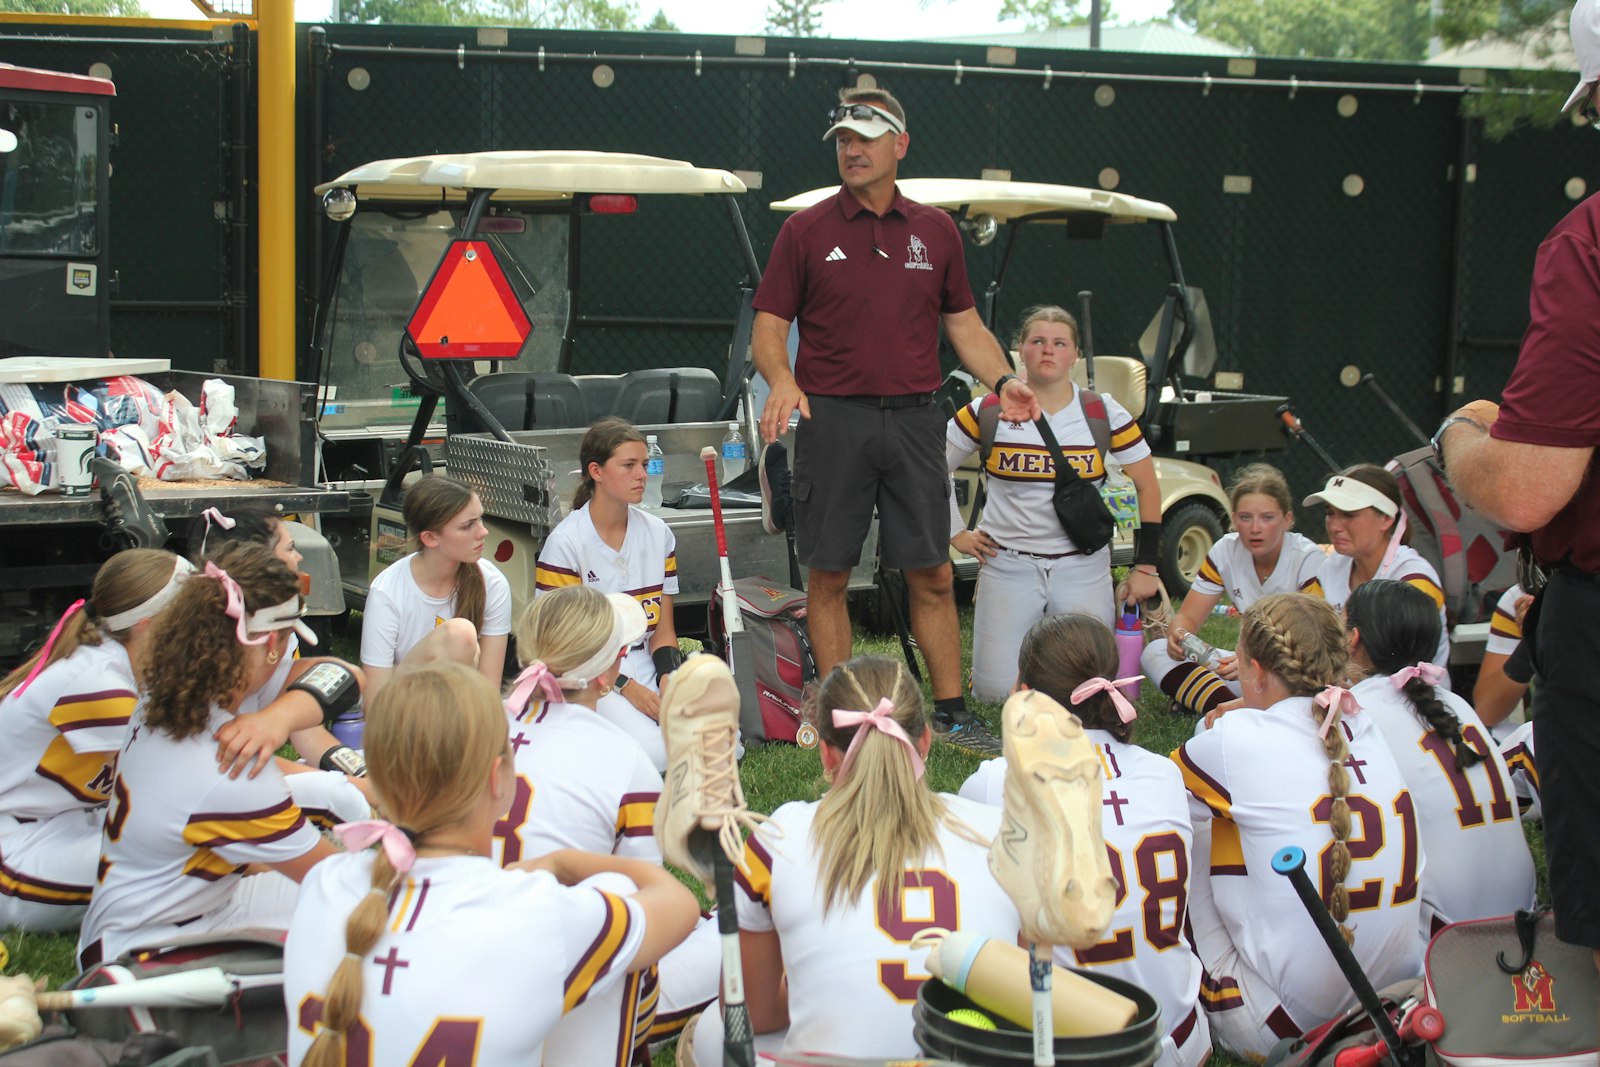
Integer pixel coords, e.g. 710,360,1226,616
309,151,875,632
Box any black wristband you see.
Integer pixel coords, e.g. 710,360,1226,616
615,673,631,692
653,646,685,679
288,662,361,727
1134,520,1163,568
992,373,1019,397
319,744,367,777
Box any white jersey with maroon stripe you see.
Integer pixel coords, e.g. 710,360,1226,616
1306,548,1449,668
285,852,645,1067
1351,675,1535,931
0,639,135,819
79,703,324,964
1174,699,1423,1031
961,731,1205,1067
1191,532,1324,605
732,795,1019,1058
535,504,680,690
359,554,513,670
1485,585,1526,657
946,384,1151,556
497,697,663,865
1498,720,1541,821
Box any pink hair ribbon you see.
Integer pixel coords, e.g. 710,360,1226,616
1390,661,1446,690
504,661,566,714
334,820,417,875
203,561,268,646
198,507,237,555
1314,684,1362,740
1070,676,1145,723
13,599,85,698
832,698,924,781
1375,511,1409,581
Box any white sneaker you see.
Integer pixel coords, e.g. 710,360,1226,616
989,689,1118,947
655,654,768,893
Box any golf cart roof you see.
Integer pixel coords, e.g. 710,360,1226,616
315,150,748,203
769,178,1175,224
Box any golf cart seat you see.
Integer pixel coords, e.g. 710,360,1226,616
607,368,723,424
459,371,588,432
1070,356,1148,421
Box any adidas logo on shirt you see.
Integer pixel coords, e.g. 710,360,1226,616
825,246,847,262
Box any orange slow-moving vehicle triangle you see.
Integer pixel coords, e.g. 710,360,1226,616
407,239,533,360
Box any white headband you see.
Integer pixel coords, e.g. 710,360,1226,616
100,557,195,631
556,593,647,687
246,594,319,646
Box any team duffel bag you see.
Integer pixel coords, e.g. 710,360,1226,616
65,930,287,1067
1425,909,1599,1067
708,576,818,747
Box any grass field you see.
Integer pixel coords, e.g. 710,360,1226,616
0,603,1543,1067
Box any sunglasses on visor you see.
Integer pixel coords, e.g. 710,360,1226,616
827,104,904,134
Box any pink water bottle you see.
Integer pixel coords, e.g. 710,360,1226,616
1114,609,1143,703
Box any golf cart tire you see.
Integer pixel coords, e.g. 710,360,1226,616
1159,501,1225,598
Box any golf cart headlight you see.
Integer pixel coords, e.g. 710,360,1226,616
322,187,357,222
962,213,998,247
0,128,16,155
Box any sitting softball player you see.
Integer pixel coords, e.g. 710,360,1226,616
1142,463,1322,717
283,661,699,1067
1345,580,1535,934
1302,465,1449,669
500,585,718,1058
188,505,370,792
0,549,188,932
78,540,336,969
360,474,512,701
535,417,684,771
1173,593,1423,1061
685,655,1021,1064
960,613,1207,1067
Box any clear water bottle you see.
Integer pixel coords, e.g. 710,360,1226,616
1175,628,1224,670
1101,455,1140,531
721,422,748,482
644,434,665,509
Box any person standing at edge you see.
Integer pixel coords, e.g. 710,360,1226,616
1436,0,1600,983
752,86,1041,750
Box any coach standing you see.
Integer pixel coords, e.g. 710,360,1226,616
752,87,1038,749
1437,0,1600,978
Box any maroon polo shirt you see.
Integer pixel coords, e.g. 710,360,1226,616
1493,192,1600,571
753,186,975,397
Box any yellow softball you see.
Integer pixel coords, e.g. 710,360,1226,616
0,940,9,972
947,1007,997,1031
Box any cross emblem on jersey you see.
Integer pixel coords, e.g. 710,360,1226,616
375,948,410,995
1102,790,1129,826
510,730,531,756
1343,754,1368,785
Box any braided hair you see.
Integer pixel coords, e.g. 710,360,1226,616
1237,593,1358,942
1346,579,1482,770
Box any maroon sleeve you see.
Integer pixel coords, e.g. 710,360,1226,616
1494,223,1600,448
753,215,806,321
936,211,976,315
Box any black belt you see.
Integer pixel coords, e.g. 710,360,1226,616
1554,563,1600,583
831,392,934,409
994,541,1083,560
